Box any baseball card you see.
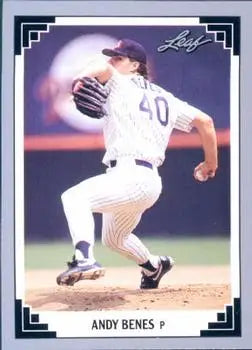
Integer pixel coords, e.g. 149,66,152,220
1,1,252,349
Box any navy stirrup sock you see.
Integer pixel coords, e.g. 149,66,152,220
75,241,90,259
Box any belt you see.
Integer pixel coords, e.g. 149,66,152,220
110,159,153,169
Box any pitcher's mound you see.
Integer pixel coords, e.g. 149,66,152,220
25,265,230,311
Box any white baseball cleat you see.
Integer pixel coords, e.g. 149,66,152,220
56,256,105,286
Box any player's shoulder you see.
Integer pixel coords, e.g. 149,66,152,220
149,80,163,93
151,81,176,101
145,79,173,97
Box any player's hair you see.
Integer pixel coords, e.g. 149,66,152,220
137,62,148,79
129,58,148,79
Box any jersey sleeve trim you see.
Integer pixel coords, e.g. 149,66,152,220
174,113,194,133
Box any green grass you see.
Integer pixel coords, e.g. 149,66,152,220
25,236,230,270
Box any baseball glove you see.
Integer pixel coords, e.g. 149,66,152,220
72,77,109,119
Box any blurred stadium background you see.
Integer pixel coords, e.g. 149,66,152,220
24,25,230,269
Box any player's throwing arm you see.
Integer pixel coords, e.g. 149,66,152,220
191,113,218,182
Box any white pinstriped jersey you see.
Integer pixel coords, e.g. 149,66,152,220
103,70,201,167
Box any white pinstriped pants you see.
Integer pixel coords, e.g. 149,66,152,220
61,158,162,264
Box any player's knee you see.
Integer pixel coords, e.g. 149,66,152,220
61,186,80,208
102,234,116,249
61,188,72,205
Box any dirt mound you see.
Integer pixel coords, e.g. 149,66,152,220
25,266,230,311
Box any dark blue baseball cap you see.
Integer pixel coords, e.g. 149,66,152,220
102,39,147,64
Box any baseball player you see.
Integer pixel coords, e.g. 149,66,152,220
56,38,218,289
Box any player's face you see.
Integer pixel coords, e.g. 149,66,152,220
108,56,139,74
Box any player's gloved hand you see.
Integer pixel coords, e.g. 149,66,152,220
194,161,217,182
72,77,109,119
